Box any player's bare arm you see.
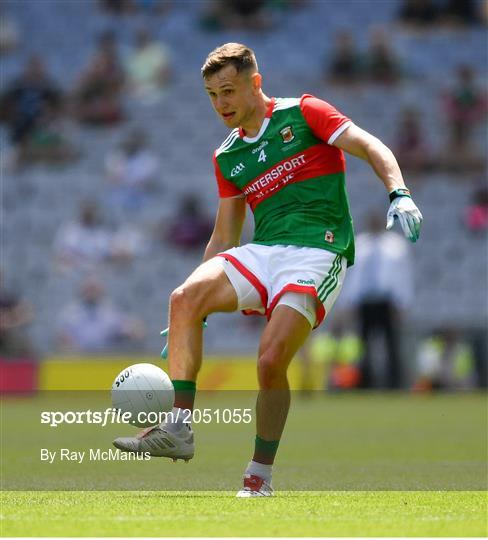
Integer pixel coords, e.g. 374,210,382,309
333,124,406,193
334,124,423,242
203,196,246,262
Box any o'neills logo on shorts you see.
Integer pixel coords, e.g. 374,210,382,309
325,231,334,243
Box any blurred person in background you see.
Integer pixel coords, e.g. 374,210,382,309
441,64,487,173
99,0,133,14
325,30,363,86
56,277,145,353
464,185,488,234
72,31,125,125
125,29,171,105
164,194,213,251
105,127,160,209
0,271,35,358
398,0,482,29
0,55,63,168
394,106,436,174
439,0,481,27
342,212,413,388
53,200,113,271
18,101,79,167
200,0,272,32
413,327,476,391
54,200,143,271
0,9,20,55
397,0,440,28
299,312,362,393
130,0,172,15
99,0,171,15
365,27,402,85
110,223,148,261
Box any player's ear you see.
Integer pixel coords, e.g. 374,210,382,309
251,72,262,94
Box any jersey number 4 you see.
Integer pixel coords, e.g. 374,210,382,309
257,149,267,163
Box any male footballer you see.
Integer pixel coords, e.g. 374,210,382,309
114,43,423,496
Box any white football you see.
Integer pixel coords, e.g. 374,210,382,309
111,363,174,427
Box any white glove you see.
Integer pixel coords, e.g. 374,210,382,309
386,195,423,242
160,320,208,359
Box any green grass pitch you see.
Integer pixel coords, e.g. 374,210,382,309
1,392,487,536
2,490,486,536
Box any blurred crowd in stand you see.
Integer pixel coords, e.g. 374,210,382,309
398,0,484,28
0,25,171,169
325,29,487,175
326,27,403,87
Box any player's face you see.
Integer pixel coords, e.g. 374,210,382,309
204,64,259,128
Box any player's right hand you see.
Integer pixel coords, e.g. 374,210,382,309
386,196,423,243
160,320,209,360
160,327,170,359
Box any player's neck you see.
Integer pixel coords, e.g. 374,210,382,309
240,94,272,138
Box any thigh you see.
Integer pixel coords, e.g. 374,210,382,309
259,304,312,367
179,256,239,314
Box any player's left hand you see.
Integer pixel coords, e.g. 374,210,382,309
386,196,423,243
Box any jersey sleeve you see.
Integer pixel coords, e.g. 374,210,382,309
300,94,352,145
213,152,243,198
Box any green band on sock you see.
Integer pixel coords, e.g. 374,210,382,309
172,380,196,392
172,380,196,411
253,435,280,464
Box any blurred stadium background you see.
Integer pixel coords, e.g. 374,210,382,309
1,0,487,393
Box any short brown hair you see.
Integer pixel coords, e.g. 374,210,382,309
201,43,258,79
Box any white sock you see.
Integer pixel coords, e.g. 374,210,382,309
162,407,191,432
245,460,272,483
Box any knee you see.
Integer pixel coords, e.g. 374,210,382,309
169,284,205,320
257,341,288,389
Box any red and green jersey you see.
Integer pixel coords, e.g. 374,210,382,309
213,94,355,265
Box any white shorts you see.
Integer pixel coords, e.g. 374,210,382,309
217,244,346,329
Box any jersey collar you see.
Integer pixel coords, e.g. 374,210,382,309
239,97,275,142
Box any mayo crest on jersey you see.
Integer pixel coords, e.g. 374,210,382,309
213,95,355,265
